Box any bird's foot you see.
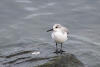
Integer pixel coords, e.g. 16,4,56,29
53,50,65,54
53,50,60,54
60,50,65,54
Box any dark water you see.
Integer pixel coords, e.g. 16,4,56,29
0,0,100,67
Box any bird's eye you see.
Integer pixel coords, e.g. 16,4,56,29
56,27,58,28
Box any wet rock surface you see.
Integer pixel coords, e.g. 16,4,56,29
36,53,84,67
0,42,57,67
0,43,84,67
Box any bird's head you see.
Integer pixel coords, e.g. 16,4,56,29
47,24,62,32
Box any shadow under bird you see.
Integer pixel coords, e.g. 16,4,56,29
47,24,69,54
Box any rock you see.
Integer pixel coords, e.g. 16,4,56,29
36,53,84,67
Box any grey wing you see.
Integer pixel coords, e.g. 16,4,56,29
63,27,69,34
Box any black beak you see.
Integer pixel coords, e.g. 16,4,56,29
47,29,53,32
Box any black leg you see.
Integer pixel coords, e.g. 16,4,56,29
60,43,65,54
56,42,58,52
54,42,59,54
61,43,62,51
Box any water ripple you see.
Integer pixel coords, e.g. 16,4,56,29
15,0,32,3
24,13,54,19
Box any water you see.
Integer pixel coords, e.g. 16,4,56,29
0,0,100,67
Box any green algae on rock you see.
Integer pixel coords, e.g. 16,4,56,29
36,53,84,67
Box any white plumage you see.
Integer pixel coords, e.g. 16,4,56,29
47,24,69,54
52,24,68,43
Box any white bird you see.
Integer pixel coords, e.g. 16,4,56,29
47,24,69,54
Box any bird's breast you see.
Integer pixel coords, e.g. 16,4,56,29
51,31,68,43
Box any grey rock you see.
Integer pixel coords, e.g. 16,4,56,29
36,53,84,67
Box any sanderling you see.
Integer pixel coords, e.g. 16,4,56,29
47,24,69,54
